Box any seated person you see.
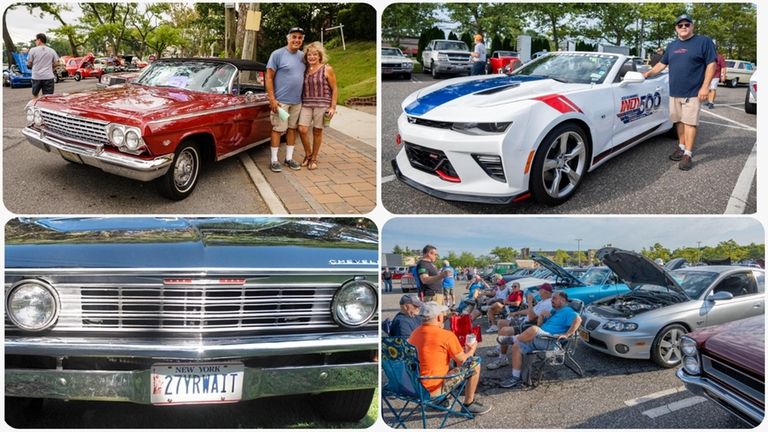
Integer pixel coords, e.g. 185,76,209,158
486,283,553,369
484,282,523,333
389,294,424,338
456,274,488,314
408,302,492,415
469,276,509,325
498,291,581,388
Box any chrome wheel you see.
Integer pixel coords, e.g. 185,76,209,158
658,327,683,364
541,131,587,199
173,147,199,193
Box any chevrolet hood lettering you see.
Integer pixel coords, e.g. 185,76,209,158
329,259,377,265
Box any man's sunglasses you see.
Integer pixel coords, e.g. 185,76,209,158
676,22,692,28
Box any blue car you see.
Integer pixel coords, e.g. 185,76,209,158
526,253,630,304
6,52,32,88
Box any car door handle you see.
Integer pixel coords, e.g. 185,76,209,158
754,304,763,308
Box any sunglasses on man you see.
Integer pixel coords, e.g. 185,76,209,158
676,22,692,28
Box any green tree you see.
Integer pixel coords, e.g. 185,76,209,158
553,249,572,266
145,24,184,57
528,3,579,51
448,31,459,41
337,3,376,41
490,246,518,263
382,3,438,46
25,3,85,56
581,3,640,47
80,3,138,55
392,245,405,255
638,3,686,52
641,242,671,262
458,251,476,268
444,3,523,38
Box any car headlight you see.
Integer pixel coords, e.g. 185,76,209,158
25,107,35,124
437,53,448,61
6,280,59,331
681,336,698,356
124,129,141,150
602,320,638,332
108,125,125,145
405,63,413,70
33,109,43,126
451,122,512,135
331,280,377,328
682,355,701,375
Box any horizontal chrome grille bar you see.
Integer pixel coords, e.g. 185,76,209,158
40,109,109,146
702,355,764,404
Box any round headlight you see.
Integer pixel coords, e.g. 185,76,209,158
25,107,35,123
683,356,701,375
109,126,125,145
124,130,141,150
33,109,43,126
681,337,698,356
6,280,59,331
332,280,377,327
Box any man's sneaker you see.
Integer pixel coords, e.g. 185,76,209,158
284,159,301,170
486,325,498,333
679,155,693,171
465,399,492,415
499,376,523,389
707,102,715,109
669,148,685,161
486,356,509,370
497,335,515,345
270,161,282,172
486,347,501,357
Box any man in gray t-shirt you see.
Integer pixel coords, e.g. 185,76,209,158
27,33,59,98
471,34,486,76
265,27,306,173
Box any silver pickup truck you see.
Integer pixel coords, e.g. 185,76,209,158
421,39,472,78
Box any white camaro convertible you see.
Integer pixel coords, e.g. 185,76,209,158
392,52,673,206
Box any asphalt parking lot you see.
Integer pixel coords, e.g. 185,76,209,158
380,282,746,429
381,73,757,215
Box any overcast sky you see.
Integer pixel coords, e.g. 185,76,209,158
383,217,764,255
5,4,83,45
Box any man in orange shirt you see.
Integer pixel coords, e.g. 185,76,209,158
408,302,492,415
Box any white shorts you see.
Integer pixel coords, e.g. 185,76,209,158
709,77,720,90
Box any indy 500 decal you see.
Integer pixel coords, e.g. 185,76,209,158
617,92,662,124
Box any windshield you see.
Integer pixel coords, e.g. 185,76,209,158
434,41,469,51
580,267,611,286
511,53,617,84
496,51,517,57
135,61,237,94
382,48,404,57
531,268,553,279
635,270,719,299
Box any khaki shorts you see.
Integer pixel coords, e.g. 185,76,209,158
669,97,701,126
423,293,445,305
270,102,302,133
298,107,327,129
709,77,720,90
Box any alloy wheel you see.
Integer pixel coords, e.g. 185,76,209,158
541,131,587,199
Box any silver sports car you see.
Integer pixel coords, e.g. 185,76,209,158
579,247,765,368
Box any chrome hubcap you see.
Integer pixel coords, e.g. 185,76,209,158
174,149,198,191
659,328,683,364
542,131,586,198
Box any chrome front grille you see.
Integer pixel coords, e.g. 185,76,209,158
382,62,403,68
702,354,765,405
40,109,109,146
447,54,470,63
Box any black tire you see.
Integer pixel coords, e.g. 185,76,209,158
529,123,590,206
74,72,82,81
651,323,687,368
431,61,439,79
744,89,756,114
313,388,374,422
401,286,410,293
156,141,201,200
5,397,43,428
728,78,738,88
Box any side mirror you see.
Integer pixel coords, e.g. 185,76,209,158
620,71,646,87
707,291,734,302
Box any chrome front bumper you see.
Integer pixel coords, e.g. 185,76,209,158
676,368,764,427
22,127,173,182
6,332,378,403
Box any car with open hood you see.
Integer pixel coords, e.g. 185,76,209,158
579,247,765,368
21,58,271,200
5,217,378,425
392,51,673,206
6,53,32,88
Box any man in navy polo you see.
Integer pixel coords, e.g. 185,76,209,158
643,14,716,171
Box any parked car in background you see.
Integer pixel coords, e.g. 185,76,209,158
524,254,630,304
745,71,756,114
487,50,521,74
381,47,415,80
400,265,417,293
97,70,142,88
64,53,104,81
421,39,471,78
580,247,765,368
677,315,764,427
6,53,32,88
22,58,272,200
4,217,379,426
723,59,755,87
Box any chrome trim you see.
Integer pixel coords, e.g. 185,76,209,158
216,137,271,161
677,368,764,427
22,127,173,182
7,267,379,275
6,362,377,403
702,354,764,403
146,102,269,126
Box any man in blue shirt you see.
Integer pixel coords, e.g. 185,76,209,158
470,34,486,76
389,294,424,338
441,260,456,308
499,291,581,388
643,14,716,171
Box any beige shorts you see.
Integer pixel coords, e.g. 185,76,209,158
669,97,701,126
270,102,302,133
709,78,720,90
298,106,327,129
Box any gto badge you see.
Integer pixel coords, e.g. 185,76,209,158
329,259,377,265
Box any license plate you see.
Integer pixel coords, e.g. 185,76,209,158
383,68,392,74
150,362,245,405
58,149,82,164
579,330,589,342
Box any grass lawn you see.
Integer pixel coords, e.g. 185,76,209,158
325,41,375,104
290,388,379,428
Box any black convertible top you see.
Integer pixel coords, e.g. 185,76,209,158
156,57,266,71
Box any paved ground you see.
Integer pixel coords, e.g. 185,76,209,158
2,80,375,214
380,281,746,429
381,73,757,215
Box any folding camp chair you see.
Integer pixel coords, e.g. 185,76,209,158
449,314,482,346
381,336,476,428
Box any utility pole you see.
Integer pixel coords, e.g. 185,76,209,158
575,238,583,267
697,241,702,264
224,3,237,57
241,3,260,62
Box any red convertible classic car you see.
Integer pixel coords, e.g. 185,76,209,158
23,58,271,200
63,54,104,81
487,50,522,74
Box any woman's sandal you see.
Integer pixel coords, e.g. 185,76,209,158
300,156,311,167
308,159,318,170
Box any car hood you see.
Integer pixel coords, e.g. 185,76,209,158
531,253,583,286
34,84,229,124
382,55,413,63
690,315,764,378
597,247,687,297
402,74,587,118
6,218,378,270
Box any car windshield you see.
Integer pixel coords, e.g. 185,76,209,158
580,267,611,286
495,51,517,57
726,61,736,68
531,268,552,279
510,53,617,84
435,41,468,51
135,61,237,94
382,48,404,57
634,270,719,299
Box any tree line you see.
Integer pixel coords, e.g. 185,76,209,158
384,3,756,62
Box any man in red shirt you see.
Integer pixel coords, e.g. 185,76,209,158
706,52,727,109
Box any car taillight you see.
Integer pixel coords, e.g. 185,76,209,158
395,133,402,145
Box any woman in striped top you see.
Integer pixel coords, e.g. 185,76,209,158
298,42,338,170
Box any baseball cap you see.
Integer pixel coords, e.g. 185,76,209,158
288,27,305,35
675,14,693,25
400,294,424,307
539,283,553,293
496,279,506,286
419,301,449,320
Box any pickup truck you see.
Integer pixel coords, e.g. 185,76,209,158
421,39,472,78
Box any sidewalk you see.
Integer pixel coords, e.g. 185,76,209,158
244,107,376,214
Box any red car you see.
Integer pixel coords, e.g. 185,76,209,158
487,50,521,74
22,58,271,200
64,53,104,81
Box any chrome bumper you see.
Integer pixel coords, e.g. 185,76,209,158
22,127,173,182
676,368,764,427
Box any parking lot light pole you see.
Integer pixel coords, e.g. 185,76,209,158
697,241,702,264
576,238,583,267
